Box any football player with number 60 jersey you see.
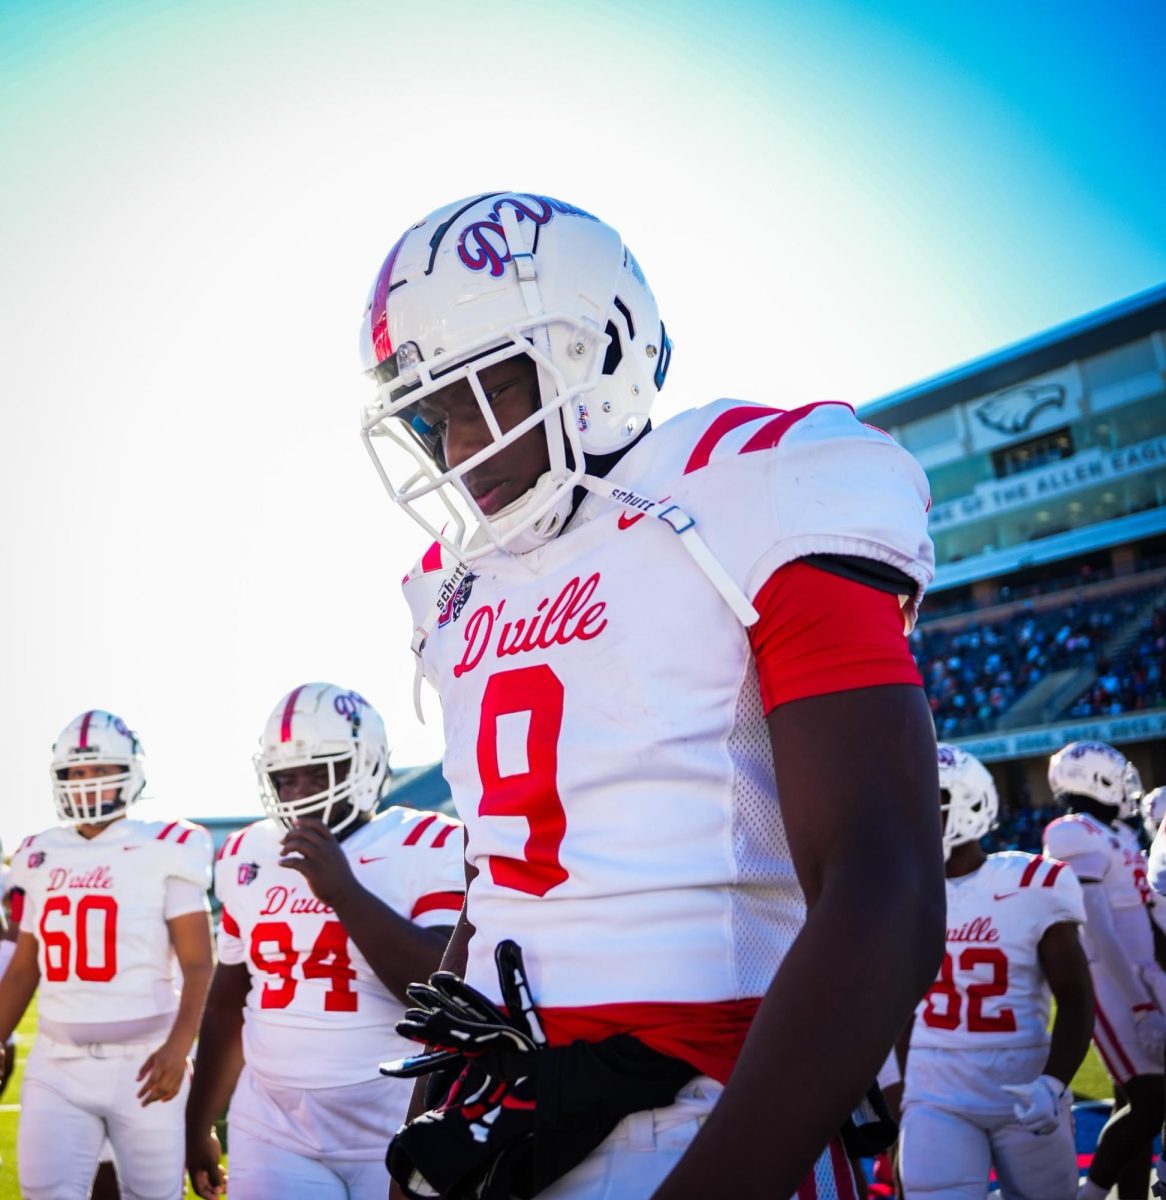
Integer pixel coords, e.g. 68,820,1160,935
0,710,214,1200
900,745,1093,1200
184,683,464,1200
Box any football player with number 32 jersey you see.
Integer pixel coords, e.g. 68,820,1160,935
899,745,1093,1200
0,710,214,1200
358,192,945,1200
184,683,464,1200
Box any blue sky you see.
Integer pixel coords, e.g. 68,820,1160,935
1,0,1163,845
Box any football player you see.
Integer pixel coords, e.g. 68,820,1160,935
184,682,465,1200
899,745,1093,1199
1042,740,1166,1200
0,710,214,1200
358,193,944,1199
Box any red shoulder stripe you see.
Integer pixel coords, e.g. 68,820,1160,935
157,821,178,841
432,821,457,849
421,541,443,573
1042,861,1067,888
1019,857,1042,888
18,835,36,851
410,890,464,919
176,827,193,845
403,814,438,847
739,402,852,458
683,406,778,475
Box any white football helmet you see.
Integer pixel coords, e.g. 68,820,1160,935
1047,740,1131,810
359,192,670,560
1143,786,1166,843
50,710,145,825
938,743,999,860
256,683,389,834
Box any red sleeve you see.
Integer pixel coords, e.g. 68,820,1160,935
219,906,241,938
8,888,25,927
747,560,922,713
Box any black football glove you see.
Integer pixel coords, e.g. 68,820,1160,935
381,940,544,1200
381,939,696,1200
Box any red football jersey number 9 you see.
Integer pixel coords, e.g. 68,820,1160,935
477,665,568,897
39,895,118,983
922,947,1016,1033
250,920,358,1011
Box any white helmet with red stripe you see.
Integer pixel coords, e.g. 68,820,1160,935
938,742,998,860
359,192,670,560
1048,740,1131,811
50,710,146,824
256,683,389,834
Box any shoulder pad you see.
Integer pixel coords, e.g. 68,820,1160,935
1043,815,1106,863
380,806,462,851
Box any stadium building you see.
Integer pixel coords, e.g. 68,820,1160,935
864,283,1166,833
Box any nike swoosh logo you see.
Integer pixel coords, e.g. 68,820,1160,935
617,512,645,530
358,855,387,864
994,892,1018,900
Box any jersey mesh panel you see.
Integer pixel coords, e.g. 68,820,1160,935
727,663,806,997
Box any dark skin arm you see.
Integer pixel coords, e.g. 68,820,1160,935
185,961,251,1200
278,817,452,1004
652,684,945,1200
390,853,478,1200
1038,920,1095,1087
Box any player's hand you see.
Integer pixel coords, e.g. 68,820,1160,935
1001,1073,1065,1135
279,817,358,908
136,1037,189,1106
188,1127,228,1199
1134,1007,1166,1060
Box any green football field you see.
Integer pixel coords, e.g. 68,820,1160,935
0,1001,1112,1200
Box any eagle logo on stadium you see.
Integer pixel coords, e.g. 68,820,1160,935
238,862,260,886
973,384,1066,436
27,851,45,869
438,572,477,629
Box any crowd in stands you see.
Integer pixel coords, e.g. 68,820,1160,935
984,797,1066,855
1065,598,1166,719
912,584,1164,739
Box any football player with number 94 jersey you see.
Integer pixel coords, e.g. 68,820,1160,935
0,710,214,1200
184,683,465,1200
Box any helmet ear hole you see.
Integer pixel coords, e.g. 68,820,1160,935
601,320,623,376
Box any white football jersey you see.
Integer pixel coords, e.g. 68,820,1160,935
215,807,464,1089
10,818,211,1026
403,399,933,1013
1043,811,1154,967
909,853,1084,1052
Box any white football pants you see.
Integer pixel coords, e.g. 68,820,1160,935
226,1125,390,1200
17,1037,187,1200
899,1095,1077,1200
534,1076,858,1200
